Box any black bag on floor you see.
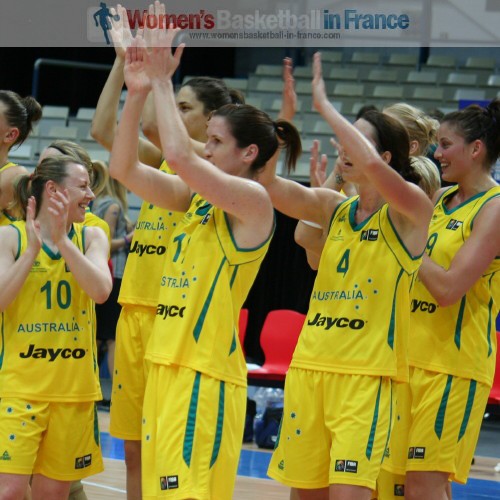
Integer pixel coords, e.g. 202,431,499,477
255,406,283,449
243,397,257,443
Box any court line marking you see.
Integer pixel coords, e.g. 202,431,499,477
81,481,126,494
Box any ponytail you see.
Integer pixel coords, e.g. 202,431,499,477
274,119,302,174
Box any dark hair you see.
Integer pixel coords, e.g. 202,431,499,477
441,99,500,168
0,90,42,148
360,110,420,185
356,104,378,121
182,77,245,115
212,104,302,174
14,155,77,219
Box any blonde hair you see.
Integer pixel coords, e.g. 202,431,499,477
384,103,439,156
410,156,441,198
94,160,129,214
43,140,108,197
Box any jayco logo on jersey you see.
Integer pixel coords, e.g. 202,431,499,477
19,344,86,361
411,299,437,313
446,219,463,231
156,304,186,319
130,241,167,256
360,229,379,241
307,313,365,330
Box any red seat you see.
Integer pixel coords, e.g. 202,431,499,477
238,308,249,349
248,309,306,382
488,332,500,404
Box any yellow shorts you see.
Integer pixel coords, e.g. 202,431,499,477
381,382,411,475
268,368,394,491
406,367,490,483
0,398,103,481
109,305,155,440
373,469,406,499
141,364,246,499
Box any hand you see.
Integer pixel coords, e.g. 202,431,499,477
124,36,152,94
309,140,327,187
25,196,42,254
109,4,132,60
47,190,70,246
279,57,297,122
312,52,328,113
142,28,185,82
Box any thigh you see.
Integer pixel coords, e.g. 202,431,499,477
34,402,103,481
142,364,246,500
381,382,411,476
0,398,49,475
110,306,155,440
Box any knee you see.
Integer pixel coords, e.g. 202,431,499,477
124,440,141,471
0,483,29,500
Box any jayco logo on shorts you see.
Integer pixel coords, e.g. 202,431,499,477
307,313,365,331
19,344,86,361
156,304,186,319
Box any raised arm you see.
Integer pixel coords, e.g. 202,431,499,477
311,52,432,251
90,4,162,168
108,43,191,213
140,27,273,245
419,197,500,306
0,198,41,311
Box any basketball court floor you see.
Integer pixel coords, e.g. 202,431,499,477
82,407,500,499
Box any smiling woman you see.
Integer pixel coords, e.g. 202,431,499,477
0,155,112,499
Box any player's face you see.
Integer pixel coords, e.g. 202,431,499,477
204,116,248,176
0,101,16,149
435,122,473,183
340,118,380,183
176,86,209,143
59,163,95,223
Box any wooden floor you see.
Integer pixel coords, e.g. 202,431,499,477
84,411,500,499
83,458,290,499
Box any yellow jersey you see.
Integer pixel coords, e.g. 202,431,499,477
146,193,273,387
291,197,422,382
118,161,184,307
409,185,500,386
0,221,102,402
0,162,19,227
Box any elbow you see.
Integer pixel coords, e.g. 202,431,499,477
93,280,113,305
90,122,112,150
435,292,463,308
141,120,160,146
163,150,191,173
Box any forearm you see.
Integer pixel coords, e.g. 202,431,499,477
57,238,112,303
91,56,125,150
141,92,161,148
109,91,148,185
418,254,460,307
152,79,194,172
0,249,38,311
